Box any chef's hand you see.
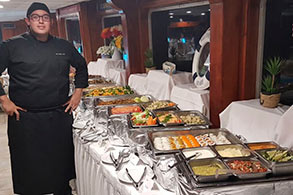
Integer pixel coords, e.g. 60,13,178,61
64,88,83,114
0,95,26,120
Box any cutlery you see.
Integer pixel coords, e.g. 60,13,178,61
110,152,118,167
115,150,130,171
167,152,201,171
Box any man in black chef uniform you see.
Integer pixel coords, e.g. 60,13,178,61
0,2,88,195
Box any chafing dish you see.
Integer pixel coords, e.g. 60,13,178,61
214,144,253,158
175,110,210,127
95,94,153,107
147,128,242,156
108,104,143,117
246,141,279,151
142,100,178,111
154,110,184,127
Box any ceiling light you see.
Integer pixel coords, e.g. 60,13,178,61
179,18,183,22
0,0,10,2
186,11,192,14
201,13,206,16
0,5,3,8
208,9,211,11
170,16,173,19
169,12,174,15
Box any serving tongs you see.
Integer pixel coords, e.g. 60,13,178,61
167,152,201,172
110,149,131,170
126,167,146,190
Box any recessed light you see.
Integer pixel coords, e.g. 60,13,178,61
0,5,3,8
169,12,174,15
201,13,206,16
186,11,192,14
179,18,183,22
170,16,174,19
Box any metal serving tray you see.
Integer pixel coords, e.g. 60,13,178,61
127,111,159,128
255,148,293,175
95,94,154,108
246,141,279,151
142,100,178,111
180,147,217,160
223,157,271,180
147,128,242,156
214,144,253,159
186,158,232,183
108,104,144,117
175,110,211,127
83,86,135,99
154,110,184,127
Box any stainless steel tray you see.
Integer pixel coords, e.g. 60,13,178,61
223,157,271,180
108,104,144,117
254,148,293,175
213,144,253,159
180,147,217,160
246,141,279,151
186,158,232,183
95,94,154,108
83,86,135,98
142,100,178,111
147,128,242,156
175,110,211,127
128,111,159,128
154,110,184,127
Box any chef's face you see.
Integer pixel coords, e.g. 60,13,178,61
25,10,51,36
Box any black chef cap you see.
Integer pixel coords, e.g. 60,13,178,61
26,2,50,17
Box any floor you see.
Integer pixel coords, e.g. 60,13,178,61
0,112,77,195
0,113,13,195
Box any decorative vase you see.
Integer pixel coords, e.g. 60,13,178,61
112,47,122,60
260,92,281,108
101,54,111,59
145,66,156,73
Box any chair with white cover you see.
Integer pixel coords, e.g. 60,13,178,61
274,105,293,148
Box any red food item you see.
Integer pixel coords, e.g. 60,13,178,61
227,160,267,173
111,106,142,115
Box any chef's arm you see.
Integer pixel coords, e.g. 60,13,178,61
64,88,83,113
0,95,26,120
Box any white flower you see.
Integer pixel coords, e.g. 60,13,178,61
96,46,114,55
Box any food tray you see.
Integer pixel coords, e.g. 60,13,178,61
95,94,153,107
187,158,232,183
147,128,242,156
223,157,271,180
108,104,143,117
255,148,293,175
154,110,184,127
142,100,178,111
180,147,217,160
175,110,210,127
83,86,135,98
246,141,279,151
214,144,253,159
128,110,159,128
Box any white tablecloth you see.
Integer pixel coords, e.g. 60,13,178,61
128,74,148,95
88,59,124,78
170,83,210,118
274,105,293,148
109,68,126,86
145,70,192,100
219,99,289,142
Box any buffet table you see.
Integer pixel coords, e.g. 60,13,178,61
170,83,210,118
73,106,293,195
219,99,289,142
88,59,124,78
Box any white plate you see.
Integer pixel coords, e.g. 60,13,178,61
72,121,87,129
111,137,129,147
101,151,130,165
117,165,146,184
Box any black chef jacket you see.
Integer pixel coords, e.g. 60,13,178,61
0,32,88,109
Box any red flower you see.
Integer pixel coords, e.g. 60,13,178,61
101,28,111,39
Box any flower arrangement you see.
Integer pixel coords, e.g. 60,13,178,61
96,45,113,57
100,25,123,53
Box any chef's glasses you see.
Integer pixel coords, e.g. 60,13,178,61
30,14,50,22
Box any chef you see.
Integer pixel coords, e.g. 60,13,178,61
0,2,88,195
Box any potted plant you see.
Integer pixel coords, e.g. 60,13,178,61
144,48,156,73
260,57,284,108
